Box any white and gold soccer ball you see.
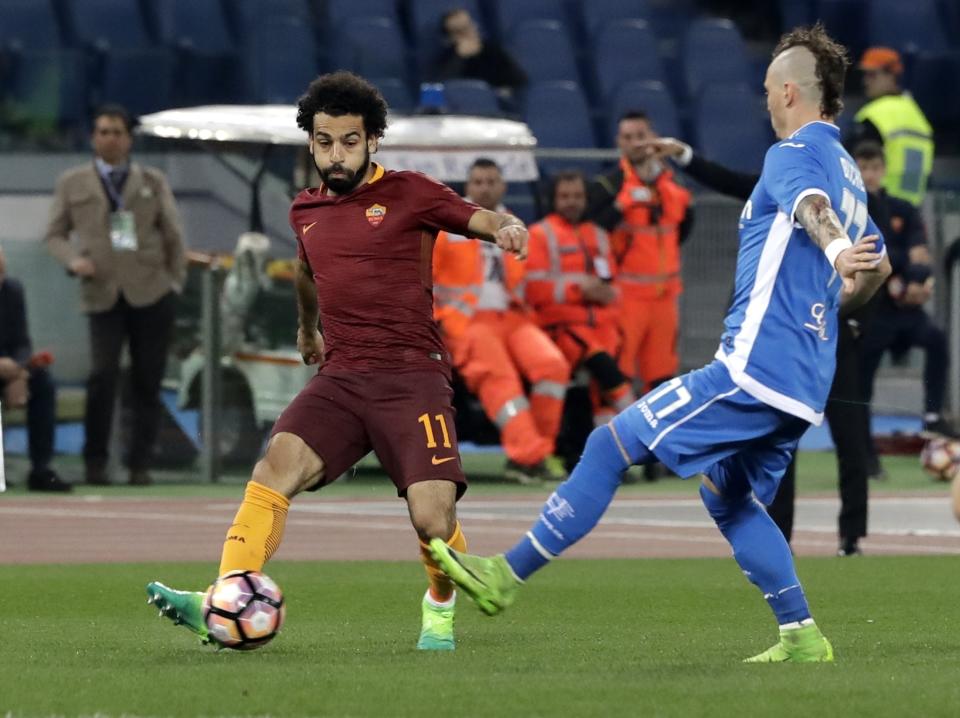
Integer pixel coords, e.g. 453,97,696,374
203,570,286,650
920,437,960,482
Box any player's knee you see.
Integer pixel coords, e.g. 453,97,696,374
410,509,456,543
253,433,325,498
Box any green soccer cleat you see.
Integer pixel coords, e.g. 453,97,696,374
744,623,835,663
428,539,520,617
543,455,569,482
416,592,456,651
146,581,209,644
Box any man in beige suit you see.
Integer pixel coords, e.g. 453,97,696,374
45,104,187,486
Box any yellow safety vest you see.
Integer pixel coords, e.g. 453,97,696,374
855,93,934,206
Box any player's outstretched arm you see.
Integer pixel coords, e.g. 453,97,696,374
295,259,324,365
467,209,528,259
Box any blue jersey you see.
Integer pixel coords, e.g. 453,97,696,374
715,121,886,425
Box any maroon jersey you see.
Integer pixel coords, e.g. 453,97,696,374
290,165,480,372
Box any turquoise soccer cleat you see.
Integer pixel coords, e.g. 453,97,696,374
744,622,835,663
428,539,520,617
146,581,210,644
416,592,456,651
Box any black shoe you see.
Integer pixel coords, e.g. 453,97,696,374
27,468,72,493
129,469,153,486
837,538,862,557
503,460,546,486
85,465,111,486
921,417,959,439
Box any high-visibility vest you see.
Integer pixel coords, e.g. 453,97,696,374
610,158,691,300
855,93,934,207
525,213,618,328
433,230,525,339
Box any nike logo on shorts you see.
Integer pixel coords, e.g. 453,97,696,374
431,455,456,465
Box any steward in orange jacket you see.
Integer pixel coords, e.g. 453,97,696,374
526,170,634,424
589,112,693,393
433,160,569,484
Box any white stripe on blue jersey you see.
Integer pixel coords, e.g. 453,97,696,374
715,120,887,425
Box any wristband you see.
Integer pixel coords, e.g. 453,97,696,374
824,237,853,269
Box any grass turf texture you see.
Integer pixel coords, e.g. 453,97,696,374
1,558,958,717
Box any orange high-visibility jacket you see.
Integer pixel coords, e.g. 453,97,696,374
433,230,526,339
611,158,692,300
525,213,618,328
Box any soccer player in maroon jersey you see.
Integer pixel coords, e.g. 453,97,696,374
146,72,527,651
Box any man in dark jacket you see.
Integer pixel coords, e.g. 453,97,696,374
0,246,70,491
432,8,528,96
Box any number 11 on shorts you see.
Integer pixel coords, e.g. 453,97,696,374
418,413,451,448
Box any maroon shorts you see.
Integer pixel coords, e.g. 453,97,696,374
271,367,467,498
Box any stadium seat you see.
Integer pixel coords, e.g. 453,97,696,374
580,0,651,39
695,84,771,175
492,0,566,37
607,80,680,142
592,20,664,101
408,0,485,44
814,0,868,61
508,20,579,84
907,51,960,126
335,17,409,84
0,0,61,50
444,79,501,115
327,0,400,28
3,48,87,131
66,0,155,50
525,81,599,176
230,0,312,42
244,16,319,104
99,49,174,115
866,0,947,53
777,0,814,30
682,19,752,100
371,77,413,113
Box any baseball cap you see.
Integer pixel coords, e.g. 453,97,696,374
859,47,903,75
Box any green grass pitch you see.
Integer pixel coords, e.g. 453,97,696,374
2,557,958,717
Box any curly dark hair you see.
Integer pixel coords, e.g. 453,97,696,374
772,22,850,118
296,71,388,138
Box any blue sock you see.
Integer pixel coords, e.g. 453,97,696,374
699,483,811,625
505,423,646,580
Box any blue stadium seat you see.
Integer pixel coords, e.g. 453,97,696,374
580,0,651,39
525,81,595,147
66,0,155,50
866,0,947,53
695,84,771,175
408,0,484,43
907,51,960,126
4,49,87,130
508,20,579,84
493,0,566,37
682,18,752,99
371,77,413,113
230,0,312,41
592,20,663,101
327,0,400,28
335,17,408,83
244,16,319,103
607,80,680,142
444,79,501,115
815,0,868,60
0,0,61,50
778,0,814,30
99,49,174,115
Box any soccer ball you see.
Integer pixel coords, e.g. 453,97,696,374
203,570,285,650
920,438,960,482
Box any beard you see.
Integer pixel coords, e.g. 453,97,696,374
316,148,370,194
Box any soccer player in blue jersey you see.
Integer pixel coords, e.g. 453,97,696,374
430,24,892,663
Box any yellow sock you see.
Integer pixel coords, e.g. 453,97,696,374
419,521,467,602
219,481,291,576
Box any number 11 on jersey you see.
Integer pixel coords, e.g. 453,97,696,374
418,413,452,449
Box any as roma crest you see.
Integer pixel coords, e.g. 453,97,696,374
365,203,387,227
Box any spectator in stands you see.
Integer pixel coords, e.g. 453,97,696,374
434,159,569,485
853,142,954,439
44,104,186,486
432,8,528,97
641,135,874,555
587,111,694,396
848,48,934,207
0,246,70,492
526,171,634,428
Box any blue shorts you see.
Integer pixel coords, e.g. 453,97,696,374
613,361,810,505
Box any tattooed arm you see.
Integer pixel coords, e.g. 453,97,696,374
794,193,890,311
